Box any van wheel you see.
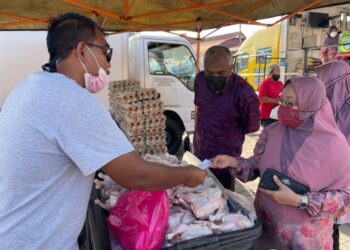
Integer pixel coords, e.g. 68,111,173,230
165,118,184,155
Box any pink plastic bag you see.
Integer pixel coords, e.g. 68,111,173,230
107,190,169,250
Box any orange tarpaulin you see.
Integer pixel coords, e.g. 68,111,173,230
0,0,349,31
1,0,349,72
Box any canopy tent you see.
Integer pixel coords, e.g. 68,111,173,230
1,0,350,71
1,0,350,31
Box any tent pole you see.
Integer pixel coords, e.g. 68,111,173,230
196,31,201,73
196,19,202,73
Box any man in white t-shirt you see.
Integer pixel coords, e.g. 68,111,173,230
0,13,206,250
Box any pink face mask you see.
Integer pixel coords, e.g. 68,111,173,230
79,47,109,93
278,105,303,127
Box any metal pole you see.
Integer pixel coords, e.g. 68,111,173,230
341,12,347,31
303,48,308,75
239,24,242,45
196,19,202,73
196,32,201,73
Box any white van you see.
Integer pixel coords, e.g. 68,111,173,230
0,31,201,154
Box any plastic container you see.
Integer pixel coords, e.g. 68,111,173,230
162,198,262,250
337,30,350,59
78,186,111,250
163,171,262,250
80,170,262,250
338,30,350,54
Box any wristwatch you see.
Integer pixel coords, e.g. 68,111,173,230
298,194,309,209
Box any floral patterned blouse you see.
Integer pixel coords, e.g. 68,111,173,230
231,129,350,250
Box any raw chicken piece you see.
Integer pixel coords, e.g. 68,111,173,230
190,177,215,193
207,187,222,201
173,197,192,211
173,186,193,197
94,199,110,210
180,223,213,241
94,197,117,211
181,210,196,224
94,172,123,191
209,202,230,222
210,221,242,233
221,213,254,229
105,190,125,197
178,188,225,220
170,205,186,214
193,196,225,220
167,189,176,201
171,177,215,197
94,190,124,211
168,212,185,230
108,194,119,207
165,223,188,240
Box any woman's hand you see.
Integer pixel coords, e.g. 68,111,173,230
211,155,237,169
259,175,301,207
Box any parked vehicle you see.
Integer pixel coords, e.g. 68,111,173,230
0,31,200,154
235,6,350,90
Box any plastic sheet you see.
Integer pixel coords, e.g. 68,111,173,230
108,190,169,250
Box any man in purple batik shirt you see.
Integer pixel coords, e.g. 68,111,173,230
193,46,260,189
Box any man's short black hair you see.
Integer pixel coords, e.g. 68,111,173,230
45,12,104,70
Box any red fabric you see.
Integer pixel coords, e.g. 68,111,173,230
258,78,283,119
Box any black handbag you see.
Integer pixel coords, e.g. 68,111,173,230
259,168,310,195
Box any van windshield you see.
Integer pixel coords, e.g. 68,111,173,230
148,42,196,91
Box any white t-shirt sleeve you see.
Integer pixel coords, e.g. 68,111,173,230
53,90,134,176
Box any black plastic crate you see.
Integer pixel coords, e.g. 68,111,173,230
162,209,261,250
79,187,111,250
218,220,262,249
80,170,262,250
162,172,262,250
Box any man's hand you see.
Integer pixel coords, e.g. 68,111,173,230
102,151,208,191
259,175,301,207
211,155,237,169
184,165,207,187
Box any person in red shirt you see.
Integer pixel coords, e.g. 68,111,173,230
258,64,284,127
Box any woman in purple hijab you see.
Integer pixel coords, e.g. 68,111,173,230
320,25,340,64
316,60,350,250
316,60,350,144
211,77,350,249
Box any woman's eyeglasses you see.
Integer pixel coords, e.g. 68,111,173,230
278,98,298,109
86,43,113,63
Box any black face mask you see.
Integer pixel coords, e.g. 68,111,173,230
272,74,280,82
205,76,227,92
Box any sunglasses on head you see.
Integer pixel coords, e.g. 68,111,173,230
86,42,113,63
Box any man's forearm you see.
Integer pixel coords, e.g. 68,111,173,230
259,96,278,104
128,161,194,191
102,151,200,191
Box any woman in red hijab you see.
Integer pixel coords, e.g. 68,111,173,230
212,77,350,249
